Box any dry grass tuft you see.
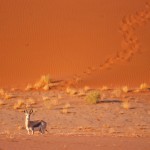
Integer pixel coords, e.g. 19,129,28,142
122,86,129,93
122,100,130,110
34,74,52,90
140,83,150,91
101,86,109,91
13,100,25,110
4,93,14,100
18,125,25,130
26,98,36,105
78,90,86,97
66,87,78,96
25,84,33,91
111,89,122,98
84,86,90,92
61,103,71,114
0,88,5,96
44,98,59,109
0,89,14,99
86,91,100,104
42,96,50,101
0,100,5,106
43,84,50,91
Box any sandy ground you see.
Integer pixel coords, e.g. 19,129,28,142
0,135,150,150
0,87,150,149
0,1,150,149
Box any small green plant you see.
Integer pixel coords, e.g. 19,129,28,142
86,91,100,104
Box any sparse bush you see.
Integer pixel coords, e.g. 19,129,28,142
42,96,50,101
4,93,14,100
26,98,36,105
13,100,25,109
84,86,90,92
43,84,50,91
34,74,52,90
66,87,77,95
25,84,33,91
122,86,129,93
44,98,59,109
101,86,108,91
122,100,130,110
61,103,71,114
140,83,150,90
0,89,5,96
111,89,122,98
78,90,86,97
0,100,5,106
86,91,100,104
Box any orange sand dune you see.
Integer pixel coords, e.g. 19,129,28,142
0,0,150,88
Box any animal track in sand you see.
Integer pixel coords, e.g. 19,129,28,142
70,2,150,85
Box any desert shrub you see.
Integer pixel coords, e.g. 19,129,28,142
121,100,130,110
34,74,52,90
26,98,36,105
25,84,33,91
122,86,129,93
111,89,122,98
84,86,90,92
61,103,71,114
0,100,5,106
13,100,25,109
0,89,5,96
66,87,77,95
86,91,100,104
101,86,108,91
140,83,150,90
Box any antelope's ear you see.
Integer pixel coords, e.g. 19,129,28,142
24,110,27,113
29,109,33,114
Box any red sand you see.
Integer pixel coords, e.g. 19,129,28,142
0,0,150,88
0,135,150,150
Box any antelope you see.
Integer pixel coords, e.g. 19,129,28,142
24,109,48,135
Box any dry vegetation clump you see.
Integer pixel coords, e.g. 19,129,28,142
26,98,36,106
44,98,59,109
121,99,130,110
78,90,86,97
122,86,129,93
86,91,100,104
25,84,33,91
42,96,50,101
66,87,78,96
140,83,150,91
25,74,53,91
34,74,52,90
0,89,5,97
4,93,15,100
101,86,109,91
84,86,91,92
0,89,15,99
0,100,5,106
111,89,122,98
13,100,25,110
61,103,71,114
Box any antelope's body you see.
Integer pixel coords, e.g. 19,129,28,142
24,109,47,135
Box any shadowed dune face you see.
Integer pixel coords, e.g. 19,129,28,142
0,0,150,88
